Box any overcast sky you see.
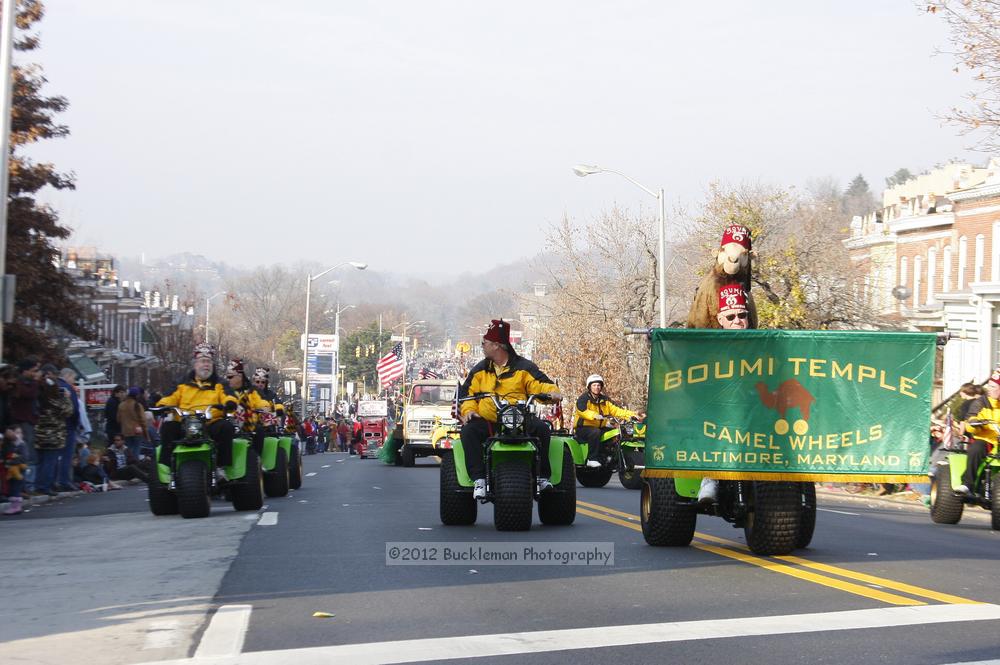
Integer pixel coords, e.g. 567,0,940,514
25,0,979,274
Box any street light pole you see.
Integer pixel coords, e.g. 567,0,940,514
332,300,354,412
0,0,17,361
573,164,667,328
301,261,367,415
205,291,226,344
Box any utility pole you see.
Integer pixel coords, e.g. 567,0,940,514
0,0,17,360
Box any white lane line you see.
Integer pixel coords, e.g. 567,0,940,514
818,508,860,516
142,619,182,650
215,604,1000,665
193,604,252,658
321,464,331,468
306,472,317,477
257,512,278,526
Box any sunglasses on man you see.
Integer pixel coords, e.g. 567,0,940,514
724,311,749,322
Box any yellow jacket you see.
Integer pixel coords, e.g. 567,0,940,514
230,386,275,431
157,372,238,423
459,355,558,423
967,397,1000,446
574,392,636,429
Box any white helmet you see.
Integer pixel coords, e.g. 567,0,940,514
586,374,604,387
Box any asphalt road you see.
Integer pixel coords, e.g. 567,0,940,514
3,451,999,665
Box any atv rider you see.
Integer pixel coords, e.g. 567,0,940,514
458,319,562,499
251,367,285,424
698,285,752,504
225,358,277,456
573,374,641,468
958,369,1000,495
156,343,239,478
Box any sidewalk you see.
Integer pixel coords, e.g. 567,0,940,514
816,483,930,511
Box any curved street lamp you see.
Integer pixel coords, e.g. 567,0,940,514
573,164,667,328
302,262,367,414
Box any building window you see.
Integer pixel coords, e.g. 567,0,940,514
959,236,968,288
975,234,985,283
993,223,1000,281
914,256,922,307
900,256,908,295
943,245,953,293
927,247,937,304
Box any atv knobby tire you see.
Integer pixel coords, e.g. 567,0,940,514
618,450,644,490
744,481,800,555
288,444,303,490
263,447,290,498
177,460,210,519
538,447,576,525
795,482,817,549
493,461,533,531
930,462,963,524
231,448,265,511
401,444,416,467
148,466,178,516
439,452,477,525
641,477,696,546
577,465,613,488
991,473,1000,531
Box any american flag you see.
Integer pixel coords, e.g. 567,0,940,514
377,343,405,384
942,411,953,448
419,367,441,379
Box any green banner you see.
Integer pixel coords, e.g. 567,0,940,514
644,329,937,482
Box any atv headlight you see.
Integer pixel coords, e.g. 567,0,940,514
183,416,203,438
500,408,523,430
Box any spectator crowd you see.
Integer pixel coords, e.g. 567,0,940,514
1,358,158,515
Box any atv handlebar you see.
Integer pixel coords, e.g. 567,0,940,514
149,404,226,420
458,392,561,408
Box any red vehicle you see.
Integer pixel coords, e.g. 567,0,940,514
356,400,390,459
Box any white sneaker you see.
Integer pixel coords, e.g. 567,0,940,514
473,478,486,499
697,478,718,504
585,460,602,468
954,483,970,495
537,477,554,493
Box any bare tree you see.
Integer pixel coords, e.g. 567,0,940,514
927,1,1000,151
534,207,662,411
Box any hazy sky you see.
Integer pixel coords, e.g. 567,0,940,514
25,0,978,274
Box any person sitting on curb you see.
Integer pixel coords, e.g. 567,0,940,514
80,453,122,491
102,434,150,484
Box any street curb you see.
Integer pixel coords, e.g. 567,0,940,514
817,485,929,512
0,489,85,514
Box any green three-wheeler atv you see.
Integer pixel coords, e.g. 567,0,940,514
440,393,576,531
148,406,264,518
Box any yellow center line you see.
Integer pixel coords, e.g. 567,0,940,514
575,500,979,606
576,506,923,606
775,555,982,605
688,530,981,605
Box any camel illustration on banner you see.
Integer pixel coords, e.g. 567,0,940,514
755,379,816,435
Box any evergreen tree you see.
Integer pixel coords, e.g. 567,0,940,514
844,174,871,198
885,168,914,189
5,0,92,361
842,173,876,217
340,322,391,391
